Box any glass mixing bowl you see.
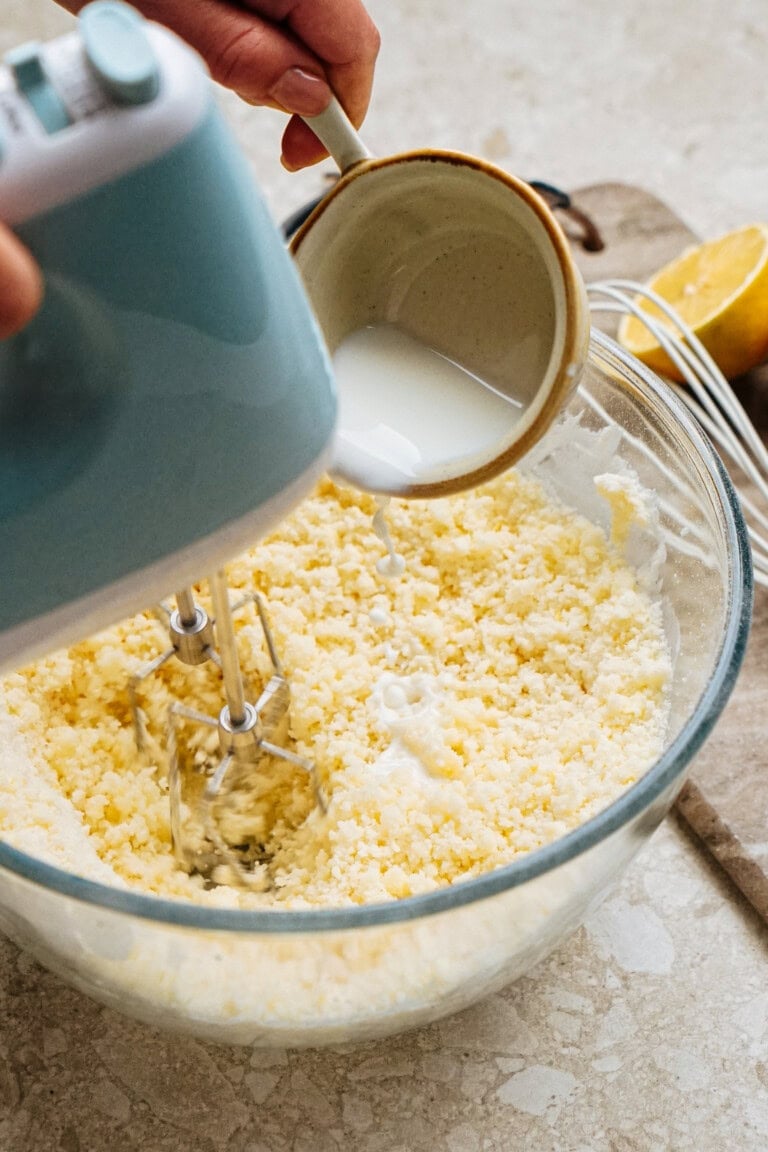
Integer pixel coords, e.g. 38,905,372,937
0,330,752,1048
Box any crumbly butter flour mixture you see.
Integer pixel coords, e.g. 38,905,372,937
0,469,671,909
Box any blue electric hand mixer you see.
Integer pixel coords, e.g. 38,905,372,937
0,2,337,884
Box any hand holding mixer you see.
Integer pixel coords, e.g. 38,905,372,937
0,2,589,888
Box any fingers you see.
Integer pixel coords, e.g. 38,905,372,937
125,1,334,106
242,0,380,127
0,226,42,340
256,0,380,170
280,116,329,171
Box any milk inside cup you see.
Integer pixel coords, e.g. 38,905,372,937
292,103,589,498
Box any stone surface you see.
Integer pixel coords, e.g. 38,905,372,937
2,1,768,1150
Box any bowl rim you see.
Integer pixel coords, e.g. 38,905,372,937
0,329,753,933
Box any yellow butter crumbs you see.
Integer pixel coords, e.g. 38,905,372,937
0,469,670,909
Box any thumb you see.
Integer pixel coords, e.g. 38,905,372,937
0,225,43,339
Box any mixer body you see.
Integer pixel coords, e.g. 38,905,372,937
0,4,337,672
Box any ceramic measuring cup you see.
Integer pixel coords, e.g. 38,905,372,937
291,99,589,498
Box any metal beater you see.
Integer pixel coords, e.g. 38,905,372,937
130,575,325,887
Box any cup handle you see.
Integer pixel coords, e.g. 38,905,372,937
303,96,374,173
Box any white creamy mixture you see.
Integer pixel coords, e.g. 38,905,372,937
0,465,670,912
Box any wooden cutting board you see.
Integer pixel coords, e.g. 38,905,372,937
564,182,768,922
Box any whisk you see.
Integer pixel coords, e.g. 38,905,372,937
588,279,768,587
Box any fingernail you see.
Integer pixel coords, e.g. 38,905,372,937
269,67,331,116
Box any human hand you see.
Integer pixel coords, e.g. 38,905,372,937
0,225,42,339
58,0,380,171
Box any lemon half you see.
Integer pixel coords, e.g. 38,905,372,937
618,223,768,381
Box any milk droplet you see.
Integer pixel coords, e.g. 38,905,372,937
376,553,406,578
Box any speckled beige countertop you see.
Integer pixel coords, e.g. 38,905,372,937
2,2,768,1149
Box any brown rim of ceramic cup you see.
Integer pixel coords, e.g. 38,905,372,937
291,149,589,499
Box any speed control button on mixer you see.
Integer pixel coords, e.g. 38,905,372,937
5,43,71,134
81,1,160,106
